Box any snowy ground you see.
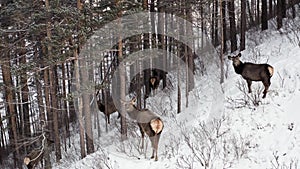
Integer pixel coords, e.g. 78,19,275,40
53,17,300,169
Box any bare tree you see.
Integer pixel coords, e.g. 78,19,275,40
262,0,268,30
277,0,283,29
241,0,246,50
228,0,238,52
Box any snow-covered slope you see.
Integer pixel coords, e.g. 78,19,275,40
54,17,300,169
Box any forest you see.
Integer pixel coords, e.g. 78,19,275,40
1,0,300,168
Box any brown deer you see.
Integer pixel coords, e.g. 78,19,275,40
228,53,274,98
123,98,164,161
24,149,44,169
97,97,120,132
129,68,167,98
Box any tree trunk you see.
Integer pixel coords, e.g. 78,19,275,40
19,41,31,138
241,0,246,51
116,0,127,141
45,0,61,161
74,46,86,159
269,0,273,19
143,0,150,50
256,0,260,25
262,0,268,30
214,0,219,47
277,0,283,29
80,59,94,154
157,0,167,88
247,0,255,26
76,0,86,159
228,0,238,52
222,0,228,53
49,66,62,161
186,1,195,92
35,42,51,168
212,1,216,46
150,0,156,48
1,58,20,167
291,0,296,18
220,0,225,83
282,0,286,18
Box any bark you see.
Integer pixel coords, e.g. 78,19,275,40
222,0,228,53
80,59,94,154
262,0,268,30
269,0,273,18
150,0,156,48
61,63,69,151
282,0,286,18
75,47,86,158
157,0,167,88
220,0,225,83
214,0,219,46
35,42,51,169
241,0,246,51
291,0,296,18
1,59,20,167
277,0,283,29
256,0,260,24
20,57,31,137
186,0,195,91
49,66,62,161
116,0,127,141
247,0,255,26
45,0,61,161
228,0,238,52
77,0,86,159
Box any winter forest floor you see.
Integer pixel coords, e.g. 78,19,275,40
53,17,300,169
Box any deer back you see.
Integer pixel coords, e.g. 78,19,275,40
242,63,273,81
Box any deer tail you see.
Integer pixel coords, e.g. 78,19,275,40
150,118,163,134
267,65,274,77
150,77,156,86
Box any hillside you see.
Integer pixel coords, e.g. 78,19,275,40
53,17,300,169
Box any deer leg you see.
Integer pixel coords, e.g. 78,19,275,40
149,134,160,161
107,113,110,124
105,115,108,133
246,79,252,93
154,134,161,161
138,125,145,150
150,136,155,159
262,79,270,98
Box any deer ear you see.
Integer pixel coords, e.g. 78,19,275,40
237,53,241,58
228,56,232,60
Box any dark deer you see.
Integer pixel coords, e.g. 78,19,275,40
24,149,44,169
228,53,274,98
123,98,164,161
129,68,167,98
97,97,120,131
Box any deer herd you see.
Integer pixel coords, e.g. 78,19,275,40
94,53,274,162
24,52,274,168
23,53,273,168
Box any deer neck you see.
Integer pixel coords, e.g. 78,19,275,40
233,61,244,75
126,105,140,120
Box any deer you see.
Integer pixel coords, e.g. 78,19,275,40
97,96,120,132
129,68,167,98
24,149,44,169
123,98,164,161
228,53,274,98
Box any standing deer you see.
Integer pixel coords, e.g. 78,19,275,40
129,68,167,98
123,98,164,161
228,53,274,98
97,97,120,132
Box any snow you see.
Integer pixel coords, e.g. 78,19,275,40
53,17,300,169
